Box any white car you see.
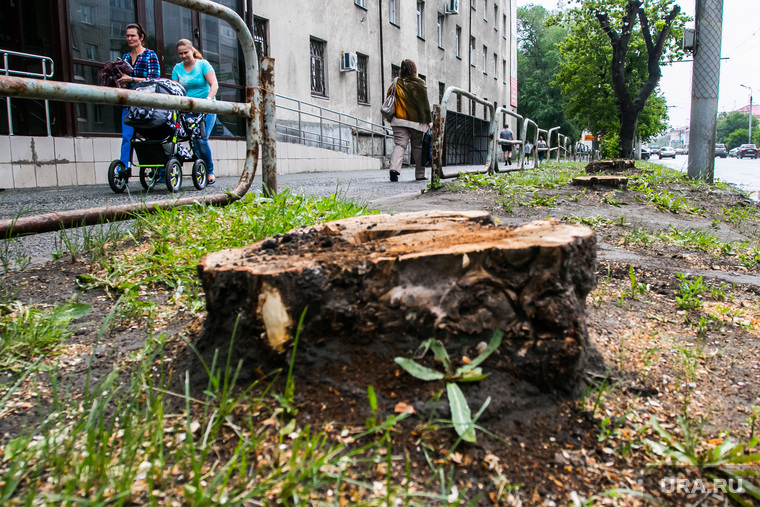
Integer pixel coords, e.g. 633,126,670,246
659,146,676,159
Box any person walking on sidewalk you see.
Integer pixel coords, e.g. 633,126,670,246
117,23,160,169
172,39,219,184
536,136,548,162
387,59,432,181
499,125,514,167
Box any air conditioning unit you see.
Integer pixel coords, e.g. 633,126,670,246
340,52,358,72
445,0,459,15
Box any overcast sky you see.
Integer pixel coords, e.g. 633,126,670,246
516,0,760,128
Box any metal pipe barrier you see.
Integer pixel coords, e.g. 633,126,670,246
494,106,524,171
432,87,497,180
0,0,267,239
547,126,561,161
519,117,539,169
2,49,55,137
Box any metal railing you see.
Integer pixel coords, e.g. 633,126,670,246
275,94,391,158
431,86,563,179
0,0,269,238
1,49,55,136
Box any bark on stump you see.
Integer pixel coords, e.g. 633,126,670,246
197,211,597,391
585,158,636,174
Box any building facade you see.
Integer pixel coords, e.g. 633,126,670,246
3,0,516,138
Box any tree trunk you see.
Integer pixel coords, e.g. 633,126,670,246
196,211,597,391
618,108,639,159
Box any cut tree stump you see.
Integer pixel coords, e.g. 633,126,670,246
197,211,597,390
572,175,628,188
585,158,636,174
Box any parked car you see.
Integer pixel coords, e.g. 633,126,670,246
659,146,676,159
715,143,727,158
650,146,661,155
640,147,650,160
729,147,740,158
675,148,685,155
739,144,758,159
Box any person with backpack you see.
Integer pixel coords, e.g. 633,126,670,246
172,39,219,184
117,23,160,169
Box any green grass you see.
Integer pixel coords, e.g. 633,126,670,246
76,190,376,324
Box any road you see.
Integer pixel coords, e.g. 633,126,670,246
650,154,760,200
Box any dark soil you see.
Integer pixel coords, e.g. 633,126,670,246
2,168,760,505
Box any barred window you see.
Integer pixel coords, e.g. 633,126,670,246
457,93,462,112
253,17,269,58
439,82,445,104
357,54,369,104
310,38,326,96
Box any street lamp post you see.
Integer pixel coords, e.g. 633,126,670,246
741,84,753,144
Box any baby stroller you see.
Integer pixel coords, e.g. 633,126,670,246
108,78,209,193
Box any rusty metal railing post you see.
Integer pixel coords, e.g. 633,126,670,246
260,56,277,196
431,104,444,182
0,0,262,238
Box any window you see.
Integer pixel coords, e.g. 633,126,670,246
456,94,462,113
437,14,444,48
503,59,507,84
439,82,445,104
483,0,487,20
482,45,487,73
418,73,426,82
494,4,498,30
470,0,475,9
85,43,98,61
310,38,327,97
357,54,369,104
503,14,507,38
253,17,269,58
416,1,424,38
455,26,461,58
80,5,93,24
391,64,400,80
493,53,497,78
470,36,475,66
471,100,476,116
354,0,366,8
389,0,398,25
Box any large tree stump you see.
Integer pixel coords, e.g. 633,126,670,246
197,211,597,390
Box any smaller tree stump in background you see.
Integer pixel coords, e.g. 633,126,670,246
197,211,597,391
585,159,636,174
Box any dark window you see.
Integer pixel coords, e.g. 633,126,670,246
357,54,369,104
457,94,462,112
439,82,445,104
391,64,400,80
310,38,326,96
471,100,476,116
253,17,269,57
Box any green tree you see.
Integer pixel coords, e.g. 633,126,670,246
517,5,580,143
554,0,686,158
716,111,759,148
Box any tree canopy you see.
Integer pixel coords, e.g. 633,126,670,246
553,0,687,157
716,111,759,148
516,5,580,142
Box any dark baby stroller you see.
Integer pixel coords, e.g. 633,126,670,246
108,78,209,193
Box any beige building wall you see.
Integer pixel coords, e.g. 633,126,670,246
254,0,516,125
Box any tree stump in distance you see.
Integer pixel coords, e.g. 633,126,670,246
585,158,636,174
572,175,628,188
197,211,597,391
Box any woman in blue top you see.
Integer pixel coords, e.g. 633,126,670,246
172,39,219,183
118,23,160,169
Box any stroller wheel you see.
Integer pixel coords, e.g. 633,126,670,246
165,158,183,193
140,166,160,190
192,159,207,190
108,160,128,193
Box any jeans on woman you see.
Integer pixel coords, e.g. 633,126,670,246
192,113,216,175
120,108,134,168
390,126,424,178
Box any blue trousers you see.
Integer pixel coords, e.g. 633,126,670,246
120,108,133,167
192,114,216,175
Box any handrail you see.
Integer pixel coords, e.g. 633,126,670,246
0,0,266,238
1,49,55,136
